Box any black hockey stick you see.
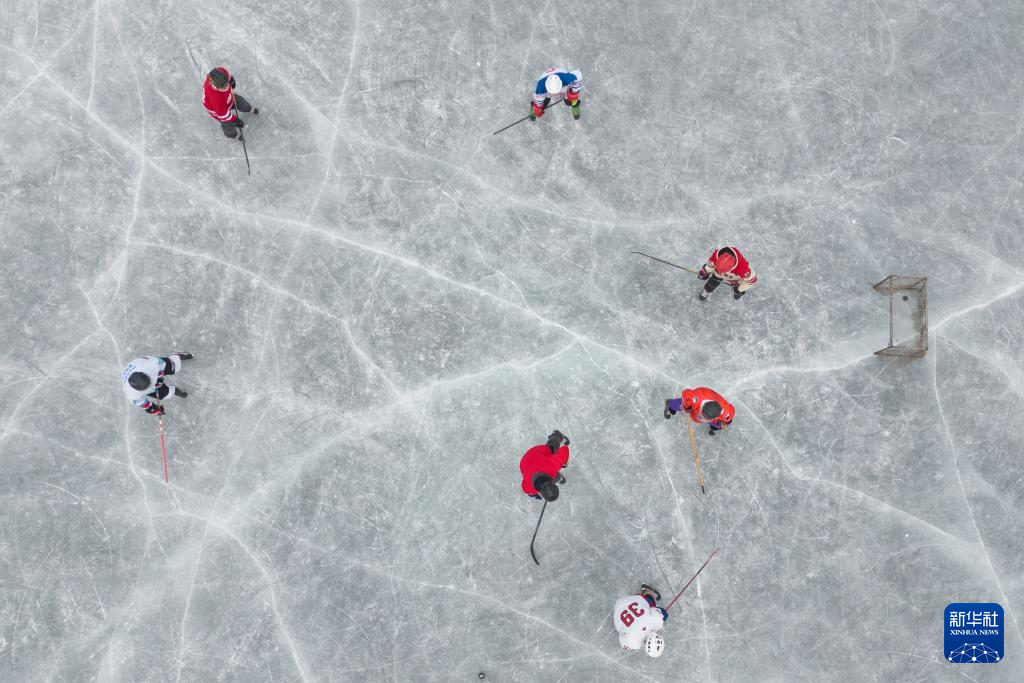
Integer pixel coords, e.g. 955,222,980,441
233,103,251,177
529,500,548,565
631,251,700,276
492,97,562,135
184,41,203,78
665,547,720,611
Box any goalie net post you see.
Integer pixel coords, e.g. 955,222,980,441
873,275,928,358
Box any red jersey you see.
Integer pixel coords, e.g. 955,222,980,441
681,387,735,426
704,247,758,290
519,444,570,495
203,67,236,123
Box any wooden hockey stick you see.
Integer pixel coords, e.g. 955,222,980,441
688,422,705,494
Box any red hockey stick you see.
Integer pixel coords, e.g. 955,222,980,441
158,414,169,482
666,548,720,611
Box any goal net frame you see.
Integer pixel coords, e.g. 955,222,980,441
873,275,928,357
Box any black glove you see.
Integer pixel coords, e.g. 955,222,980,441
556,472,566,484
548,429,569,446
146,404,165,416
545,431,562,454
229,76,236,88
235,118,245,128
698,267,709,281
734,290,745,300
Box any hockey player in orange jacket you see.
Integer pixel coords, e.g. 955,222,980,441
664,387,735,435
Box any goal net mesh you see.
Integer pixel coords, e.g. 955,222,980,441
873,275,928,358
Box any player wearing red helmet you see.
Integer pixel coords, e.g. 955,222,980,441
698,246,758,301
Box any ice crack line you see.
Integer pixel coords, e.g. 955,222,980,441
930,342,1024,648
165,511,311,683
345,559,658,680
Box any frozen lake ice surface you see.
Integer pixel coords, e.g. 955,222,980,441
1,0,1023,681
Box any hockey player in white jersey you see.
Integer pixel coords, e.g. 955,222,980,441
530,68,582,121
122,352,193,415
612,584,667,657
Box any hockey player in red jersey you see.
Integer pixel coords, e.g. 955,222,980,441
664,387,735,435
698,246,758,301
519,430,570,501
202,67,258,139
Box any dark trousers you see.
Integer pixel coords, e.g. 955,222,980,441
158,356,177,376
148,384,172,401
220,94,253,138
702,276,724,294
146,356,178,400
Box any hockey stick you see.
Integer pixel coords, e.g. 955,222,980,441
233,100,251,177
631,251,700,276
153,391,169,482
665,547,720,611
158,414,169,482
492,97,562,135
688,423,705,494
529,500,548,565
184,40,203,78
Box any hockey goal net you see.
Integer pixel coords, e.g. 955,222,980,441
873,275,928,358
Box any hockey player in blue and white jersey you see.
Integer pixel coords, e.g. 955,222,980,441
122,352,193,415
530,68,582,121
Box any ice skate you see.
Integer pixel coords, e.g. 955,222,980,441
640,584,662,602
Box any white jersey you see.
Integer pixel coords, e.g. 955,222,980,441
532,68,583,106
122,356,170,408
612,595,665,650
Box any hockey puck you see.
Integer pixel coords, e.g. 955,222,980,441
902,295,909,301
478,673,486,680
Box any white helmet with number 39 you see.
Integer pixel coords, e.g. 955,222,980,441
644,632,664,658
545,74,563,95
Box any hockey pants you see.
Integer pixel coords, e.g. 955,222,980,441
148,384,181,401
702,276,724,294
221,95,254,138
148,355,183,400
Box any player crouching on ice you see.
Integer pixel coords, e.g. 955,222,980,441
519,430,570,501
698,246,758,301
122,353,193,416
665,387,735,436
530,68,583,121
613,585,668,657
202,67,259,139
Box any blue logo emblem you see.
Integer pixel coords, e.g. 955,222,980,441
945,603,1003,663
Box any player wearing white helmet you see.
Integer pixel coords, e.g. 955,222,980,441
545,74,563,95
530,68,583,121
612,584,668,657
645,632,665,658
